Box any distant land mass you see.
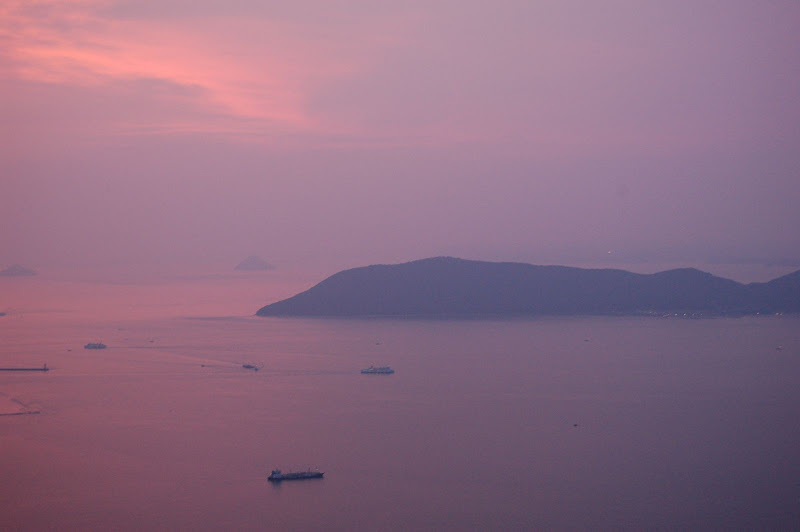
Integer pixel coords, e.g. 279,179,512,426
256,257,800,317
235,255,274,271
0,264,36,276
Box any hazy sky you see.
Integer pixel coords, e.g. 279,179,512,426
2,1,799,274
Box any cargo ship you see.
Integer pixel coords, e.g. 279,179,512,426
268,469,324,481
360,366,394,374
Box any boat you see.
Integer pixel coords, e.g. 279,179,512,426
242,364,259,371
84,343,107,349
268,468,324,481
0,364,48,372
360,366,394,374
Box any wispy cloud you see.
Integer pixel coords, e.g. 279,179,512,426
0,0,395,139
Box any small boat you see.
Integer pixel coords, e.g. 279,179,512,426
0,364,48,372
242,364,259,371
268,468,324,481
360,366,394,374
84,343,107,349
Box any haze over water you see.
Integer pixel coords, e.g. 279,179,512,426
2,272,798,530
3,1,800,529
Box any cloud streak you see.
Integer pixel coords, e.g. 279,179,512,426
1,0,402,139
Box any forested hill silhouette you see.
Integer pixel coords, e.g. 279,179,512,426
256,257,800,317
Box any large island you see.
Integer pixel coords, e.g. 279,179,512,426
256,257,800,317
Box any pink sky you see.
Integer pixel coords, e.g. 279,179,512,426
2,1,799,277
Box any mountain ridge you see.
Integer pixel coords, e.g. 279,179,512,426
256,257,800,317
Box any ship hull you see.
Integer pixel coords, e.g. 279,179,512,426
268,472,324,481
360,366,394,374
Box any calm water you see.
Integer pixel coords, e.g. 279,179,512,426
1,272,799,530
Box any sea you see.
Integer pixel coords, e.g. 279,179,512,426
1,269,799,531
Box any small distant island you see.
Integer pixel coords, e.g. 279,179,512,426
256,257,800,317
235,255,274,271
0,264,36,276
